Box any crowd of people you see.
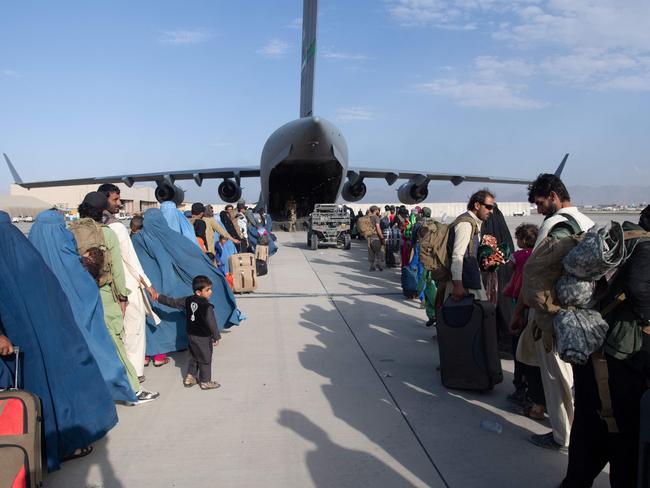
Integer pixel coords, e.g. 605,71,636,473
0,183,280,472
351,175,649,487
1,174,648,486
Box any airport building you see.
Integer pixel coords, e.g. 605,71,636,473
9,183,159,215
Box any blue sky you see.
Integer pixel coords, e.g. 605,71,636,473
1,0,649,203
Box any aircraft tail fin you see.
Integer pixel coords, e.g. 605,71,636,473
300,0,318,118
3,153,24,185
554,153,569,177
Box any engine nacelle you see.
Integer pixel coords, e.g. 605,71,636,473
155,184,185,206
341,181,366,202
218,179,242,203
397,181,428,205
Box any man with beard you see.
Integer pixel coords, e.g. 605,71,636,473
510,174,594,453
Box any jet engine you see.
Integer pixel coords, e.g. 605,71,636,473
218,179,242,203
155,183,185,206
341,180,366,202
397,181,429,205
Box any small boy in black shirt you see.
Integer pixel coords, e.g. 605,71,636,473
157,276,221,390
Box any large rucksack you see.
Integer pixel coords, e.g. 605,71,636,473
355,215,375,238
68,218,114,288
520,213,584,313
418,215,479,283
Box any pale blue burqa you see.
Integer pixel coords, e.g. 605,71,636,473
160,200,201,248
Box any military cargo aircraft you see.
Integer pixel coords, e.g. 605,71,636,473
4,0,565,220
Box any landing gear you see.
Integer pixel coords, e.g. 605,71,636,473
309,233,319,250
343,233,351,250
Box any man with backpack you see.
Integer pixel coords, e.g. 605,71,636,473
72,191,160,404
98,184,162,385
560,206,650,487
510,174,594,452
447,189,496,302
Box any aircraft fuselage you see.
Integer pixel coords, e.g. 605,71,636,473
259,116,348,219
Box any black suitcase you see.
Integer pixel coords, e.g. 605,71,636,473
437,296,503,391
255,259,268,277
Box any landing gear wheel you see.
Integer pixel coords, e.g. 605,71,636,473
343,233,351,250
310,233,319,250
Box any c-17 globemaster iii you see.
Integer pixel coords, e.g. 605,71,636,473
3,0,567,221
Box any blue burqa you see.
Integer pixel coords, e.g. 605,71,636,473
248,224,278,256
28,210,136,403
132,208,243,356
0,211,117,472
160,201,200,248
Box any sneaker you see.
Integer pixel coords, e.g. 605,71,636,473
134,389,160,404
529,432,567,453
199,381,221,390
425,318,437,327
138,375,146,384
507,388,527,406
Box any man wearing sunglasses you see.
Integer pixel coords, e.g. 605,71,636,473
448,189,496,302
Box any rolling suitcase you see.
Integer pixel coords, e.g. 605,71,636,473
401,266,418,299
255,244,269,262
228,253,257,293
256,259,268,277
437,296,503,391
0,347,45,488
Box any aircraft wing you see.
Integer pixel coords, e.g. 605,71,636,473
3,154,260,189
347,154,568,187
346,167,532,187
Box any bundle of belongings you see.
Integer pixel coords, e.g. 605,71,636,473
522,221,650,366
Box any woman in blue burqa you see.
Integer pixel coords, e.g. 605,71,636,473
0,211,117,471
158,188,200,247
28,209,137,404
132,208,244,359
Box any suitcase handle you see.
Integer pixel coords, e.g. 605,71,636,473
13,346,20,389
0,346,20,391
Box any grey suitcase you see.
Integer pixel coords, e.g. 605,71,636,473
437,296,503,391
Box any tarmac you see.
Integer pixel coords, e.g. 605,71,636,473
45,230,610,488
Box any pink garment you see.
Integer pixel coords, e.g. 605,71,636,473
503,248,533,299
145,354,167,364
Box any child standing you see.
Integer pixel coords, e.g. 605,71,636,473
504,223,546,419
157,276,221,390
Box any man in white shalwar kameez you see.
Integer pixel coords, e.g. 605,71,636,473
99,184,160,382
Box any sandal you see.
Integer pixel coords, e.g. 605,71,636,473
199,381,221,390
183,374,197,388
62,445,93,463
153,357,171,367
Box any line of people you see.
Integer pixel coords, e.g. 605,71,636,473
353,176,649,486
0,185,249,472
